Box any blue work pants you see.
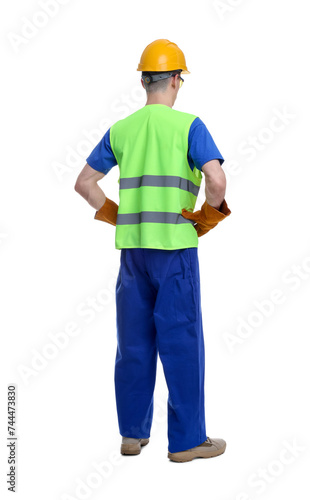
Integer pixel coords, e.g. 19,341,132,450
114,247,207,453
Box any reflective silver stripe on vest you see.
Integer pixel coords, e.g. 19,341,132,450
119,175,200,197
116,212,195,226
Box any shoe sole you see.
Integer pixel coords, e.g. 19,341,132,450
121,438,149,455
168,443,226,463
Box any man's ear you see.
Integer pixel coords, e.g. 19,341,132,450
141,78,145,89
172,74,178,89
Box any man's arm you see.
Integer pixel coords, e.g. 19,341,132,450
201,159,226,210
74,163,106,210
182,158,230,236
74,163,118,226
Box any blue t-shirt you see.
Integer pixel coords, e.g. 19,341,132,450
86,117,224,174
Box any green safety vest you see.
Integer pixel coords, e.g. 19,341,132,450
109,104,202,250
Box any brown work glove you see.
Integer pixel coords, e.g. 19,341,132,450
182,198,231,237
94,197,119,226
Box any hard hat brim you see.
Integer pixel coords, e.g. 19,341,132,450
137,66,190,74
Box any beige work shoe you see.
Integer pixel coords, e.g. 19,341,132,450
121,437,150,455
168,437,226,462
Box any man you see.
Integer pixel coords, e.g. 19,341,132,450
74,39,231,463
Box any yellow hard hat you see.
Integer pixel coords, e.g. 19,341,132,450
137,39,190,74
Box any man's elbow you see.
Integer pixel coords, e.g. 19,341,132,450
216,175,226,196
206,173,226,196
74,179,82,194
74,179,89,198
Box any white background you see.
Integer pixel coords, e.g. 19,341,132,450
1,0,309,498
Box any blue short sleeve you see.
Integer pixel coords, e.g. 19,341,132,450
187,117,224,171
86,128,117,174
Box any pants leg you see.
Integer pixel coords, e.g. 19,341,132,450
114,246,207,452
114,248,158,439
144,247,207,454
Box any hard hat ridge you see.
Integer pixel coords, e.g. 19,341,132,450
137,39,190,74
